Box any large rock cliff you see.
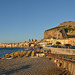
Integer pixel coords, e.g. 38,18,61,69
44,21,75,39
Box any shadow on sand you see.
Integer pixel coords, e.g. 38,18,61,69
0,65,31,75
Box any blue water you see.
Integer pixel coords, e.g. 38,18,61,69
0,48,26,57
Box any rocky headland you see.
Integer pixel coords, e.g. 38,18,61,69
44,21,75,39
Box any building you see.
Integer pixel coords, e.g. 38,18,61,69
44,38,75,46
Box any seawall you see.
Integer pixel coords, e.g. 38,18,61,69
43,47,75,55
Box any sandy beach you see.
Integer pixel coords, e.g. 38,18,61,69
0,56,64,75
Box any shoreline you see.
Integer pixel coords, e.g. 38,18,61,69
0,47,28,58
0,47,36,59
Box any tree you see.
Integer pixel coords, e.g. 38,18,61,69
53,37,56,39
64,44,71,46
56,41,61,46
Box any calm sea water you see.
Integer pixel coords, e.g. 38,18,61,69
0,48,26,57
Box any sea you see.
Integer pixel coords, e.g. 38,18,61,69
0,48,26,57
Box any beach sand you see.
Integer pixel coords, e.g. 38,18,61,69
0,56,64,75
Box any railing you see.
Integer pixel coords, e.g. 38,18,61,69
48,54,75,75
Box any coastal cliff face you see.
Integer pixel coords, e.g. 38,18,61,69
44,21,75,39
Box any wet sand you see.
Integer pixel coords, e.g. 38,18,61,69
0,56,64,75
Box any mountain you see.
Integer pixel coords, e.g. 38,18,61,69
44,21,75,39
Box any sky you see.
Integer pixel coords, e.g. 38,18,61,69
0,0,75,43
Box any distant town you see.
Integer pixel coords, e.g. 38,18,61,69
0,39,38,48
0,38,75,48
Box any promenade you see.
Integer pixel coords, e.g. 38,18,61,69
43,46,75,55
0,56,64,75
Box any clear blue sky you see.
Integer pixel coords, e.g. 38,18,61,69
0,0,75,43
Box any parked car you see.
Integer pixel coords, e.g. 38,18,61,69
47,45,75,49
57,46,61,48
51,45,57,48
63,46,68,48
70,46,75,49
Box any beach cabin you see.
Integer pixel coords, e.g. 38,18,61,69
36,48,51,57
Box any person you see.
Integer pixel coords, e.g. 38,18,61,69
47,51,48,55
68,46,70,49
